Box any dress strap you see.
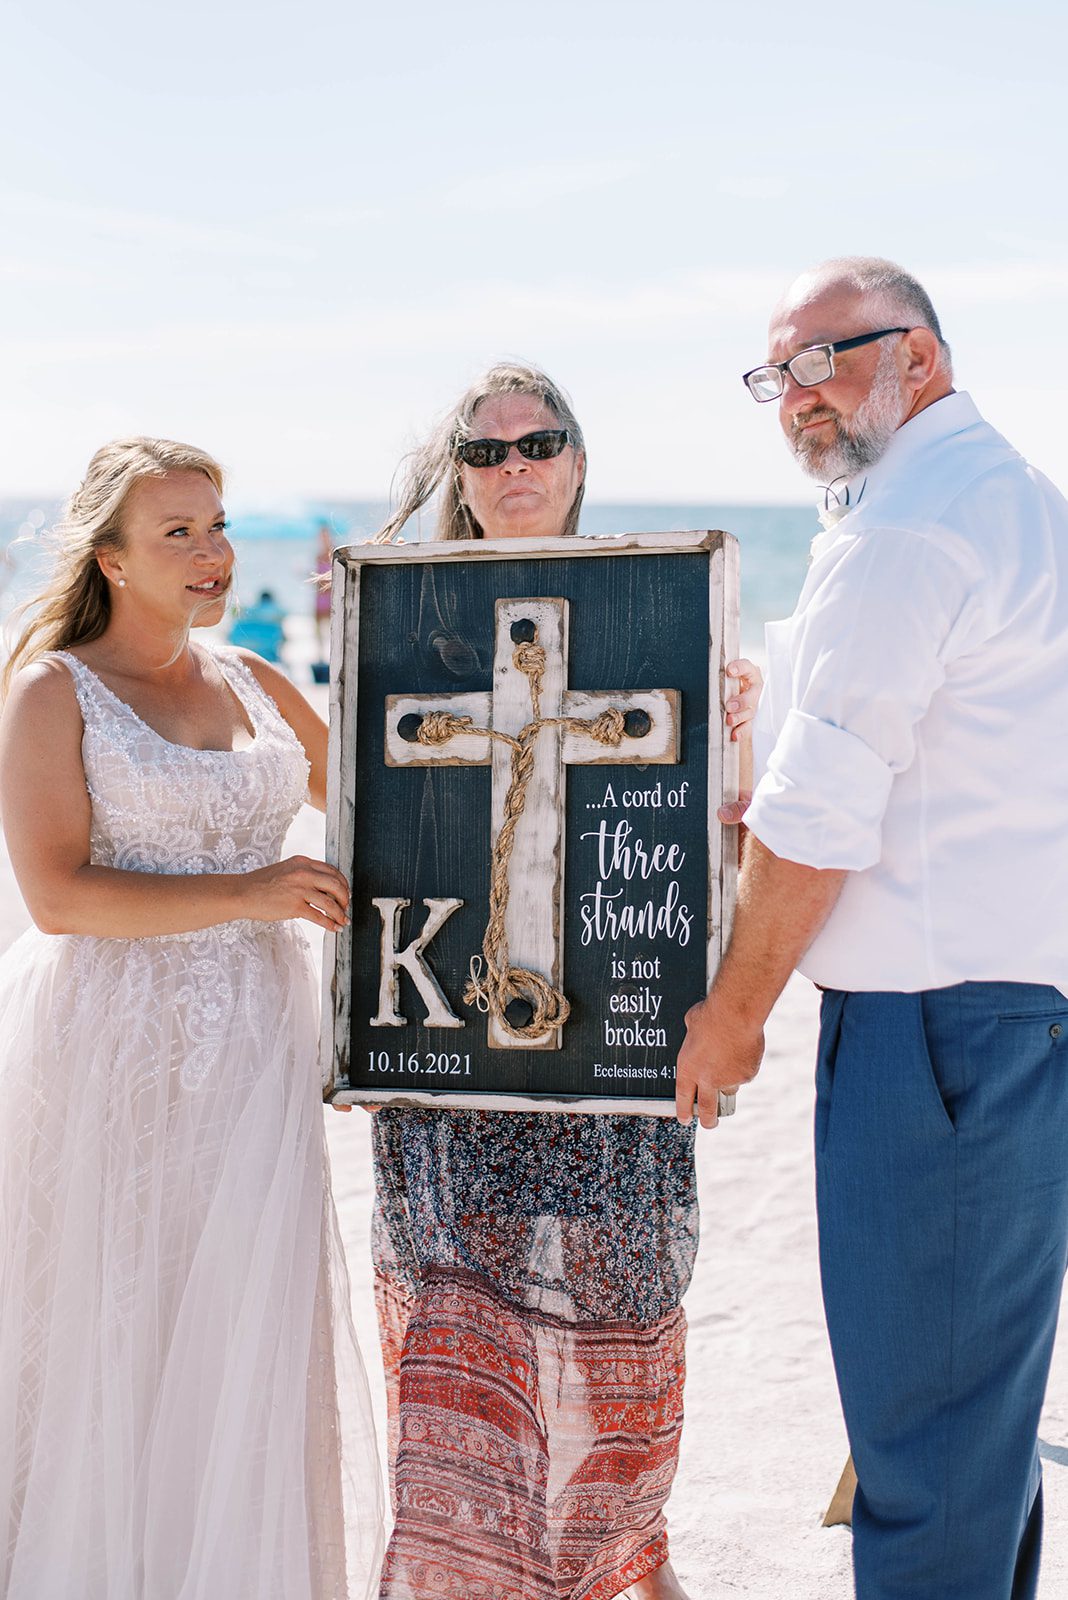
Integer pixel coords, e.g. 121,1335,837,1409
43,650,107,727
210,645,297,742
45,648,86,674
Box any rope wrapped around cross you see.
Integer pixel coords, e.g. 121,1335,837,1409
406,626,643,1041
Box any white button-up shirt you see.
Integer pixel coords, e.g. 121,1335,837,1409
747,390,1068,995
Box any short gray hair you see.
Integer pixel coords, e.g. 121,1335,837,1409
373,361,586,544
819,256,952,377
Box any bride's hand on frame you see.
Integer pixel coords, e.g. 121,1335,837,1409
240,856,350,932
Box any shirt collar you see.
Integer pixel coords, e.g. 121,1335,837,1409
814,391,980,533
818,473,867,531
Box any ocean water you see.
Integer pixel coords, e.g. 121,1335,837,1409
0,498,817,665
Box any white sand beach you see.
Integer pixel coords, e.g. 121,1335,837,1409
3,763,1067,1598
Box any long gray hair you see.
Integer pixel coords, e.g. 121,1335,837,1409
373,362,586,543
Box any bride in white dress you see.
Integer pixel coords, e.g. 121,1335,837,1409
0,439,383,1598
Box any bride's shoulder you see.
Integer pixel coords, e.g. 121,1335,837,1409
1,654,85,740
9,651,84,698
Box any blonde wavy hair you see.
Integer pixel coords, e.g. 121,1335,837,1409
373,361,586,544
3,437,225,698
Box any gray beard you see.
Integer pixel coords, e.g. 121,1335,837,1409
790,347,906,482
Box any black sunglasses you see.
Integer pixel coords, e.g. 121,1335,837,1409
457,429,571,469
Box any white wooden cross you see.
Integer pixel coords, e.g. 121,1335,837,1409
382,597,680,1048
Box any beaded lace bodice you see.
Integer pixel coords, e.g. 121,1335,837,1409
45,646,313,1091
54,645,310,884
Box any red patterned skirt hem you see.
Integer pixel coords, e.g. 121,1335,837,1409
376,1266,686,1600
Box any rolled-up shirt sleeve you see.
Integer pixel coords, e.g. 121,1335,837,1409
745,525,983,871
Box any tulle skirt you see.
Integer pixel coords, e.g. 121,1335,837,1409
0,920,383,1600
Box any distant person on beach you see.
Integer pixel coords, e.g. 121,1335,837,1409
678,257,1068,1599
229,586,287,662
314,520,333,657
363,361,760,1600
0,439,382,1597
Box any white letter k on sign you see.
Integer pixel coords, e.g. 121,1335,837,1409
371,896,465,1028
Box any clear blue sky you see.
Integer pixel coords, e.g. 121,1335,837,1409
2,0,1066,504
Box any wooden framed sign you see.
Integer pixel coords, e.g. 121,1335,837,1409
321,530,740,1115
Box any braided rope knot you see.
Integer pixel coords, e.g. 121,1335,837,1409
585,706,626,746
463,957,571,1040
512,640,546,721
512,641,546,677
417,710,475,745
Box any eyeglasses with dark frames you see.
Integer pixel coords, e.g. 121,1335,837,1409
456,429,571,468
742,328,910,403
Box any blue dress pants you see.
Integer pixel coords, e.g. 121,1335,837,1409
816,982,1068,1600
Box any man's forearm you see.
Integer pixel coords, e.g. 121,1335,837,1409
716,836,846,1023
675,836,846,1125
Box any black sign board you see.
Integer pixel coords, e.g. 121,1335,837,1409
321,531,740,1114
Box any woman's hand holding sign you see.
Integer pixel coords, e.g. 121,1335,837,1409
719,656,761,842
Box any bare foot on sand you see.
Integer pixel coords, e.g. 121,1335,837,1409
627,1559,692,1599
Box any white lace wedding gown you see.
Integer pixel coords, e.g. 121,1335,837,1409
0,647,383,1600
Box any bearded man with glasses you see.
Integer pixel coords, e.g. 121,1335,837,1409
678,256,1068,1600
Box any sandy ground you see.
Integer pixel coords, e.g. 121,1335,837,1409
3,783,1068,1597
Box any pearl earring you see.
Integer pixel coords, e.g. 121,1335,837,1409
117,579,126,588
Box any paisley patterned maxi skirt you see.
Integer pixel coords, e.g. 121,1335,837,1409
372,1106,698,1600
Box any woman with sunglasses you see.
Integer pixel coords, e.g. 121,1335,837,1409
366,363,759,1600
